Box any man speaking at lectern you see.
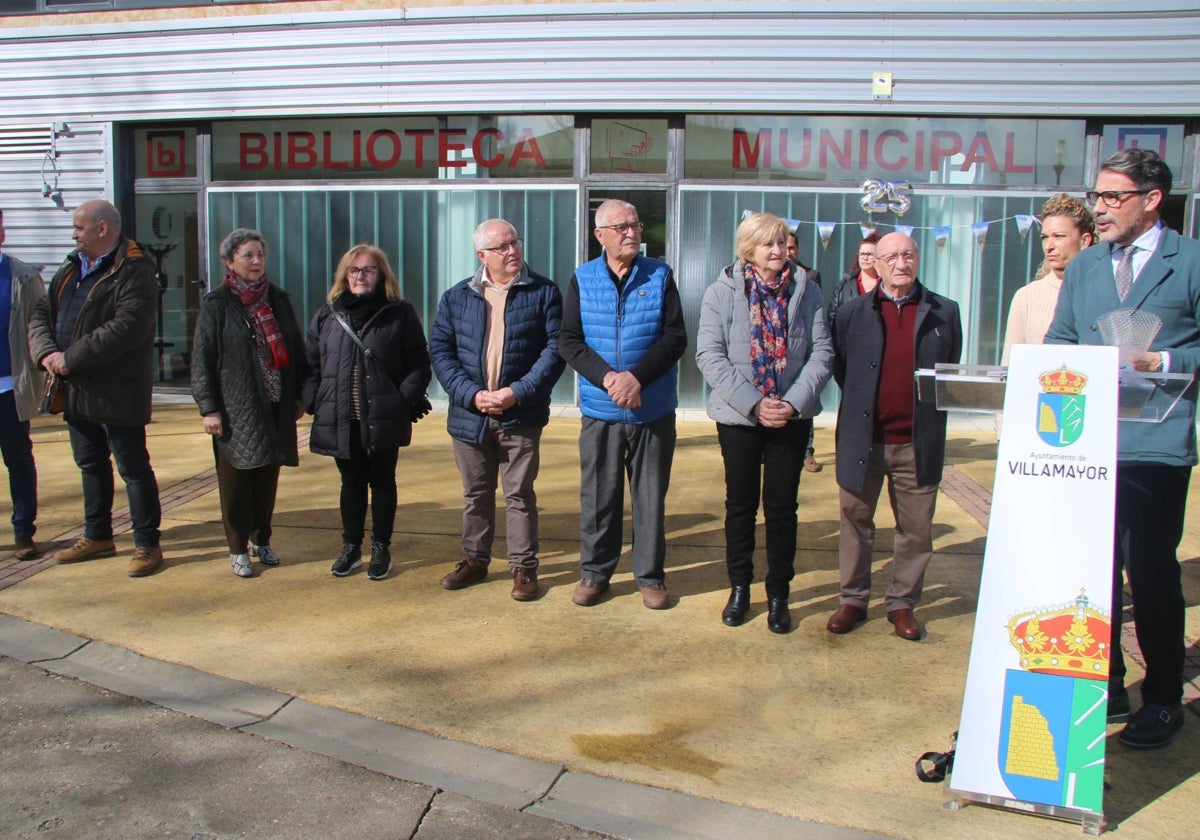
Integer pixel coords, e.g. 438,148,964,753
1046,147,1200,749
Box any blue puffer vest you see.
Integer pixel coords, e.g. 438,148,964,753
576,255,677,424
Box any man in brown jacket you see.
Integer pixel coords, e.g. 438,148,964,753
28,199,164,577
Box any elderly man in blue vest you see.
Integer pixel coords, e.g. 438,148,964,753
560,200,687,609
1046,147,1200,750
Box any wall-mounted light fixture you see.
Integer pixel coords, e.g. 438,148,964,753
41,123,68,209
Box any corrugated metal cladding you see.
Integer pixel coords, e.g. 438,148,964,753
0,0,1197,122
0,0,1196,259
0,123,108,269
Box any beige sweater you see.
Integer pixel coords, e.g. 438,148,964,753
1001,273,1063,365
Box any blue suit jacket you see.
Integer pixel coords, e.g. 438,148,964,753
1045,227,1200,466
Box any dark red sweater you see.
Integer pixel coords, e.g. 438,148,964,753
875,294,918,444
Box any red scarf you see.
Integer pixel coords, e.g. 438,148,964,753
223,269,290,369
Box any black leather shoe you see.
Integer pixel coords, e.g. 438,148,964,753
721,585,751,627
767,597,792,634
1118,703,1183,749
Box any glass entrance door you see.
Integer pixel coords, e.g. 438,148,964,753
134,193,201,383
585,189,671,265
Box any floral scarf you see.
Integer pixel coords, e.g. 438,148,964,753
223,269,290,370
745,261,792,397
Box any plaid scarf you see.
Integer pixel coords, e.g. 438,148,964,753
223,269,290,369
745,261,792,397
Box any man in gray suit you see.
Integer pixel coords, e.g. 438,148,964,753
1046,147,1200,749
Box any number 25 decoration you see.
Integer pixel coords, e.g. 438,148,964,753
861,179,912,216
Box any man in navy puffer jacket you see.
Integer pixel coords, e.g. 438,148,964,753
430,219,565,602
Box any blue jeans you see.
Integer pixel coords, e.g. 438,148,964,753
67,419,161,547
0,390,37,539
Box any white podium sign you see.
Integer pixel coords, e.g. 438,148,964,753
949,345,1118,831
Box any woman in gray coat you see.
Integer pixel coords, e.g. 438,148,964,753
695,213,834,633
191,229,305,578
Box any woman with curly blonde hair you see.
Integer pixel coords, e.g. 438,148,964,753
1002,194,1096,363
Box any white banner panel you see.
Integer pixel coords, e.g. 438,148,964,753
950,344,1118,822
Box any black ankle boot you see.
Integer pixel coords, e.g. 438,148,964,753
767,597,792,634
722,585,751,627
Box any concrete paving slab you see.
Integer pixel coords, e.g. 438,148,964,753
531,771,882,840
2,403,1198,839
0,612,87,662
417,790,612,840
39,639,290,728
0,656,434,840
243,697,565,810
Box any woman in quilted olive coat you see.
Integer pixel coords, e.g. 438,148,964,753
191,229,306,578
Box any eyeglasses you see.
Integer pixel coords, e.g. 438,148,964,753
1085,189,1152,207
596,221,643,235
858,252,876,260
347,266,379,278
876,251,918,266
482,239,523,254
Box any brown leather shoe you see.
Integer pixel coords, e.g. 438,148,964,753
127,545,164,577
640,583,670,610
887,608,924,641
440,557,487,590
511,567,538,601
54,537,117,564
804,455,823,473
571,578,609,606
11,536,40,561
826,604,867,634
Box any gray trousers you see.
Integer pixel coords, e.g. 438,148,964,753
837,442,938,612
578,413,676,587
451,424,541,570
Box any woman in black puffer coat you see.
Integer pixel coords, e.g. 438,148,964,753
303,244,431,581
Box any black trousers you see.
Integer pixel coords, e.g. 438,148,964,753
1111,464,1190,707
717,419,810,599
214,445,280,554
335,423,398,546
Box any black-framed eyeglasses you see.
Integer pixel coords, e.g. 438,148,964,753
347,266,379,278
482,239,523,254
1085,189,1152,207
596,221,643,234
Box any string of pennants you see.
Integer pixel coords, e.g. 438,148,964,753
777,215,1043,252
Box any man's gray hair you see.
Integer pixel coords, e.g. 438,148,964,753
1100,147,1173,197
473,219,518,250
595,199,638,228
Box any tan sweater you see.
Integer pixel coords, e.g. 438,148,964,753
1001,273,1062,365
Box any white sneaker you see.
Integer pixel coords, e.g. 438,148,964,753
230,553,253,578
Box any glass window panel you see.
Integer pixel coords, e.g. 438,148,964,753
684,115,1087,187
133,126,197,179
207,187,578,404
679,186,1052,411
211,116,573,181
1100,125,1187,184
590,118,668,175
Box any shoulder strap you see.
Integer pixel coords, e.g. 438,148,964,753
332,311,377,363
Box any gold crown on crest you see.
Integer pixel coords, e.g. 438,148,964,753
1039,366,1088,395
1006,590,1111,680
